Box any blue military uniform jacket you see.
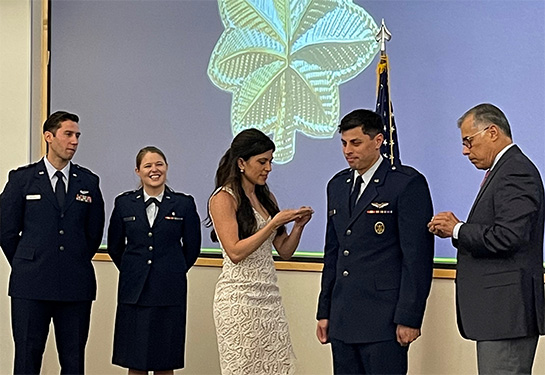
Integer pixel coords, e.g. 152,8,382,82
0,159,105,301
107,186,201,306
317,158,434,344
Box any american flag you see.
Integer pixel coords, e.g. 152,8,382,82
375,53,400,166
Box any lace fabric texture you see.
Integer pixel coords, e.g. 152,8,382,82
213,188,295,374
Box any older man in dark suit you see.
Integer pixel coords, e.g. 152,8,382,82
0,111,105,374
429,103,545,374
316,109,434,374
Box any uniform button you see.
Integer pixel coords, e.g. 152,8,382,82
343,250,349,256
147,260,152,265
343,270,349,277
148,246,153,251
59,246,64,251
148,232,153,237
346,229,352,235
60,214,64,218
59,230,64,235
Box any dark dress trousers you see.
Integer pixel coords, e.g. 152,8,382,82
455,145,545,341
317,159,434,372
107,187,201,371
0,159,105,374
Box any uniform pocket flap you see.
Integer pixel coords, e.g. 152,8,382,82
14,246,36,260
375,274,400,290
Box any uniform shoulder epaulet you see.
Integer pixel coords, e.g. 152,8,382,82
390,163,421,177
116,190,137,198
73,163,98,176
331,168,351,180
14,161,39,172
165,186,192,198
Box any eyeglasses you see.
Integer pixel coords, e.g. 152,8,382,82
462,126,490,149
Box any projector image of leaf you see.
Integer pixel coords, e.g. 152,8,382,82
208,0,379,164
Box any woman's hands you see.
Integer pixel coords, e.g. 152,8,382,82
294,206,313,228
271,207,314,229
271,206,314,260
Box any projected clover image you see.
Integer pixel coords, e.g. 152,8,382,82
208,0,380,163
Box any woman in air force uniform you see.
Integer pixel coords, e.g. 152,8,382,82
108,146,201,374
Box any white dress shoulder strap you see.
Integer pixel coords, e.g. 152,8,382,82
212,186,235,197
210,186,237,205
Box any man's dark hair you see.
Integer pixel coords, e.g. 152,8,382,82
43,111,79,135
457,103,512,139
338,109,383,138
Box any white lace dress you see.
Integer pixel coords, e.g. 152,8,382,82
213,189,295,375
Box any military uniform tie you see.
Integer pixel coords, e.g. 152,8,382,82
146,197,161,208
55,170,66,208
146,197,161,226
349,175,363,216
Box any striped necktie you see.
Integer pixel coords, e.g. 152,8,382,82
480,169,490,187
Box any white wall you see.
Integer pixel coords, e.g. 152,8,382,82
0,0,31,372
28,262,545,374
0,3,31,177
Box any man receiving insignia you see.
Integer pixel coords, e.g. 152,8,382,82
316,109,434,374
0,111,105,374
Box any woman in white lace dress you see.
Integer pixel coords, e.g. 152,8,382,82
207,129,313,375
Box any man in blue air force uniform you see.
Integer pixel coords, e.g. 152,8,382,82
0,111,105,374
316,109,434,374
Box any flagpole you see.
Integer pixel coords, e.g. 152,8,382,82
376,19,391,56
375,19,398,165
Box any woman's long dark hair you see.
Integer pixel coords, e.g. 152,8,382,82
206,129,285,242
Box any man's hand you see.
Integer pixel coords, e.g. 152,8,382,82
427,211,461,238
396,324,420,346
316,319,329,344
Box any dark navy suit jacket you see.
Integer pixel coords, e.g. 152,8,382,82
0,159,105,301
317,159,434,344
455,145,545,341
107,187,201,306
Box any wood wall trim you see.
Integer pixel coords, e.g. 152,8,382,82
93,253,456,278
93,253,111,262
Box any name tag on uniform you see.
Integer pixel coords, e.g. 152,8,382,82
26,194,41,200
123,216,136,222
